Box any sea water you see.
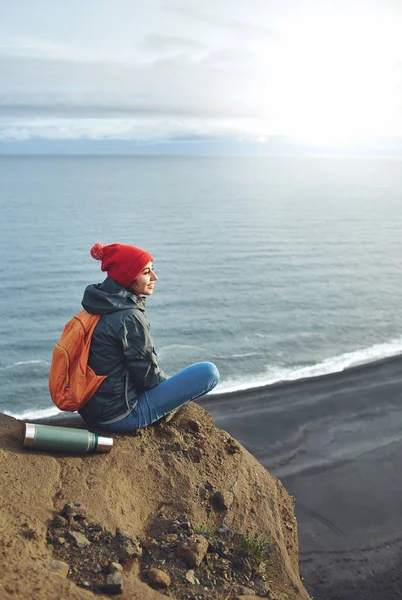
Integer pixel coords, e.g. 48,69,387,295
1,155,402,420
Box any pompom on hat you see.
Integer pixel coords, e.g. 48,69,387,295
90,242,153,288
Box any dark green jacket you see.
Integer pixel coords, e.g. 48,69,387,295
78,277,167,426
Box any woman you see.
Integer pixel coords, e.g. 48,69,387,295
78,242,220,433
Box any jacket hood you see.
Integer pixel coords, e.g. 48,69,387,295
82,276,146,315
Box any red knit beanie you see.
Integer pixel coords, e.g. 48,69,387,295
90,242,153,288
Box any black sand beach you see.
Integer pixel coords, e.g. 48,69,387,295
202,354,402,600
39,354,402,599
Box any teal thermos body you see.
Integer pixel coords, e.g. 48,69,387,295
23,423,113,453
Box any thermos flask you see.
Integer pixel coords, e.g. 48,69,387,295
22,423,113,453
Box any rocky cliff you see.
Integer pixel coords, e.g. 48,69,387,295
0,403,310,600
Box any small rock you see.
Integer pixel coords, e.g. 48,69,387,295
253,576,270,593
53,515,68,528
69,531,90,548
93,564,103,573
103,571,123,595
89,530,102,542
115,528,142,560
165,533,179,543
185,570,197,585
226,437,241,454
208,536,230,559
239,586,256,596
108,562,123,573
147,567,171,589
62,502,87,520
176,534,209,567
54,536,66,545
141,538,159,550
178,521,192,534
188,419,202,433
217,524,233,537
235,596,260,600
46,560,70,577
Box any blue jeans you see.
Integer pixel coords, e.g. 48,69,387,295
101,362,220,433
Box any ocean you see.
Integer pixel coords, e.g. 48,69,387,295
1,154,402,421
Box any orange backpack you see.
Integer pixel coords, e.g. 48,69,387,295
49,310,107,411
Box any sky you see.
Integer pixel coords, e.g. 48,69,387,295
1,0,402,149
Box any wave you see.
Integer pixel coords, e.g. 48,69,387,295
211,337,402,395
3,359,50,370
4,405,62,420
5,337,402,419
217,352,259,360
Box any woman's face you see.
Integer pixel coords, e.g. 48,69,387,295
131,261,158,296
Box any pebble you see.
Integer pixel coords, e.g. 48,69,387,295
46,560,70,577
103,571,123,595
226,438,241,454
142,537,159,549
147,567,171,589
176,535,209,568
185,570,196,585
187,419,202,433
253,576,270,594
53,515,68,528
115,528,142,560
62,502,87,520
217,524,233,537
68,531,90,548
108,562,123,573
178,521,193,534
54,536,66,545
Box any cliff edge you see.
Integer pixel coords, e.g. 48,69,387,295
0,403,310,600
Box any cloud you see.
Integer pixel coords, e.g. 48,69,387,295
165,2,276,38
1,0,402,142
0,98,257,120
0,36,83,61
140,33,206,52
0,114,261,142
0,50,278,123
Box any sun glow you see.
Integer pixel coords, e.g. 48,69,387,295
253,11,402,143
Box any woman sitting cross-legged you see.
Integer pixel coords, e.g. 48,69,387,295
77,241,220,433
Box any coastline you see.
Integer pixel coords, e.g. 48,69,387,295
34,353,402,599
203,353,402,599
